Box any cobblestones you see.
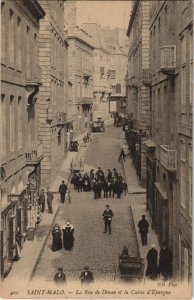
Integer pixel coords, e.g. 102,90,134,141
32,125,139,283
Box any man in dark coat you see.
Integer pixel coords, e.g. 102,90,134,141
47,187,54,214
146,244,158,280
138,215,149,245
102,204,114,235
54,267,66,284
59,180,67,203
158,242,172,280
107,169,112,182
38,189,45,213
113,168,119,180
96,167,104,181
79,266,94,285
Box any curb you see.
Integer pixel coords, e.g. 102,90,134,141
29,205,60,281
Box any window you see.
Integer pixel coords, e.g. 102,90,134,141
110,70,116,79
189,31,193,104
180,142,186,207
116,83,121,93
188,145,192,216
10,95,15,152
1,2,6,61
9,9,14,66
181,65,186,104
181,36,186,65
18,97,22,149
1,94,6,157
16,17,22,70
26,26,31,78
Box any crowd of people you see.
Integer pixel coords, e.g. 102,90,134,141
71,167,127,199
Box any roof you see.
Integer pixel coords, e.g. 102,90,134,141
81,23,109,53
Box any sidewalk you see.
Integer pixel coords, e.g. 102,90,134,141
4,132,87,283
119,131,146,194
131,204,160,276
4,204,60,282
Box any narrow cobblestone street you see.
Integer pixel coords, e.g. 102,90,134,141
32,125,140,283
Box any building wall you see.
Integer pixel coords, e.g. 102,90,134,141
148,0,192,280
126,1,150,185
68,26,94,136
1,0,45,278
38,0,67,186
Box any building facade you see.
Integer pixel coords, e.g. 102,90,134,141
145,0,192,280
38,0,68,186
1,0,45,278
126,1,150,185
81,23,112,121
67,26,94,136
103,28,128,114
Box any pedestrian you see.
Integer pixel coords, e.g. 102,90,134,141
89,169,95,182
102,179,108,198
47,187,54,214
118,148,126,162
158,242,172,281
96,167,104,181
121,245,129,257
54,267,66,284
122,179,127,195
107,169,112,182
59,180,67,203
114,179,123,198
82,173,91,191
38,189,45,213
102,204,114,235
113,168,119,180
92,179,98,200
62,221,75,251
138,215,149,245
79,266,94,285
77,173,83,192
83,135,87,146
145,244,158,280
51,224,62,252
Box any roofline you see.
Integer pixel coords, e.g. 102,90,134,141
126,0,140,37
68,35,95,50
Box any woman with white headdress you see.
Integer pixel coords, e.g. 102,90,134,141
62,221,74,251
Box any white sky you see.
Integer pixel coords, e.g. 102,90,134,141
76,1,132,29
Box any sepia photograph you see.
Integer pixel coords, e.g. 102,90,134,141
0,0,193,299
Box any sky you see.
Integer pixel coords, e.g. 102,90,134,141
76,1,132,29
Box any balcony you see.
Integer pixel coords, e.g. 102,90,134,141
25,141,43,164
160,45,176,75
26,66,42,85
142,68,152,87
156,145,177,171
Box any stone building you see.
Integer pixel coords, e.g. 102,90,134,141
103,28,128,113
38,0,68,186
126,1,150,185
0,0,45,278
144,0,192,280
67,26,94,136
81,23,112,121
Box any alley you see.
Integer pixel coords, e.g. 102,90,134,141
32,125,139,282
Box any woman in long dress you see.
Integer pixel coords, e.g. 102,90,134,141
52,224,62,251
62,221,74,251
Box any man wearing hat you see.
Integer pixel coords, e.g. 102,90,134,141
138,215,149,245
102,204,114,235
145,244,158,280
79,266,94,285
53,267,66,284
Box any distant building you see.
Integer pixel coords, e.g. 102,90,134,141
103,28,128,113
0,0,45,278
38,0,68,186
67,26,94,136
82,23,128,121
